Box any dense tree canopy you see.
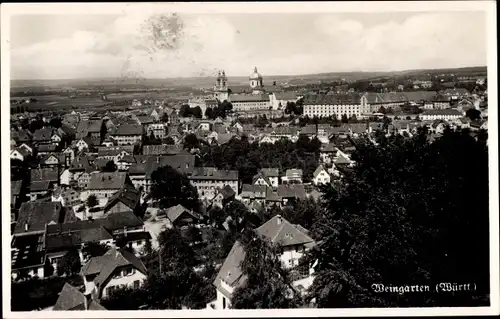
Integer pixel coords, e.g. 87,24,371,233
466,108,481,121
150,165,201,212
102,160,118,172
57,248,82,277
197,136,322,184
232,230,304,309
102,228,216,310
308,128,489,307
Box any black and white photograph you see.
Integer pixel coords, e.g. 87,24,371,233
1,1,498,316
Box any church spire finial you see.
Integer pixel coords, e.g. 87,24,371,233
254,66,257,72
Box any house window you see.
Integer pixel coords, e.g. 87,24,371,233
123,267,133,276
222,297,227,309
133,280,140,289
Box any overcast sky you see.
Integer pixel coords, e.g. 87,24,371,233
10,11,487,80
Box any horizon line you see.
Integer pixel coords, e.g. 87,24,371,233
10,65,487,83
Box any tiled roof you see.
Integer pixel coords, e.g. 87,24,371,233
30,180,52,192
333,154,351,165
300,125,317,135
190,167,238,181
37,144,58,153
285,169,303,177
216,133,235,145
260,168,280,177
142,145,168,156
220,185,236,199
33,128,55,142
128,154,195,177
102,210,144,232
45,221,113,252
111,124,143,136
12,180,23,196
274,92,298,100
313,165,327,178
320,143,338,153
14,202,63,235
230,94,270,102
277,184,307,199
53,283,86,311
303,93,361,105
404,91,439,102
13,146,31,158
165,204,200,223
87,172,129,190
255,215,314,247
240,184,267,199
103,186,140,214
213,241,247,289
136,115,155,125
421,109,462,116
97,147,130,157
94,248,148,294
69,156,98,173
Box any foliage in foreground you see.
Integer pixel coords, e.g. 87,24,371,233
308,128,490,307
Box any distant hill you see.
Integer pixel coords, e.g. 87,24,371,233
11,66,487,92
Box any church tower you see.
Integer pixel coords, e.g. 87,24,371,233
249,67,264,94
214,70,229,102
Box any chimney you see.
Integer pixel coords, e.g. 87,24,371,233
277,215,282,225
24,223,29,232
124,226,128,237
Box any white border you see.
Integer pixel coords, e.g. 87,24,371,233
1,1,498,318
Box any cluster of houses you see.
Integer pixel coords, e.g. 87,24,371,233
9,78,488,311
303,87,487,119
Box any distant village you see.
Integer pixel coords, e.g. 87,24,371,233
10,66,488,311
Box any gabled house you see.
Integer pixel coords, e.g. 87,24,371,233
53,283,106,310
33,128,56,145
165,204,201,229
109,124,143,146
82,172,135,206
431,120,448,134
97,147,130,164
470,119,488,131
312,165,331,185
319,143,339,165
11,147,31,161
209,185,236,209
83,247,148,299
277,184,307,205
13,201,74,237
69,156,99,189
252,168,280,188
31,167,60,184
51,186,81,207
189,167,239,200
29,180,53,201
281,169,303,184
239,184,268,205
75,138,90,152
41,152,67,167
103,186,141,215
37,143,58,156
212,215,316,310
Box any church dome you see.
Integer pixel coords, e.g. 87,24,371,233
249,67,263,80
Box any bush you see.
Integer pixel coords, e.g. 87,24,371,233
11,275,83,311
